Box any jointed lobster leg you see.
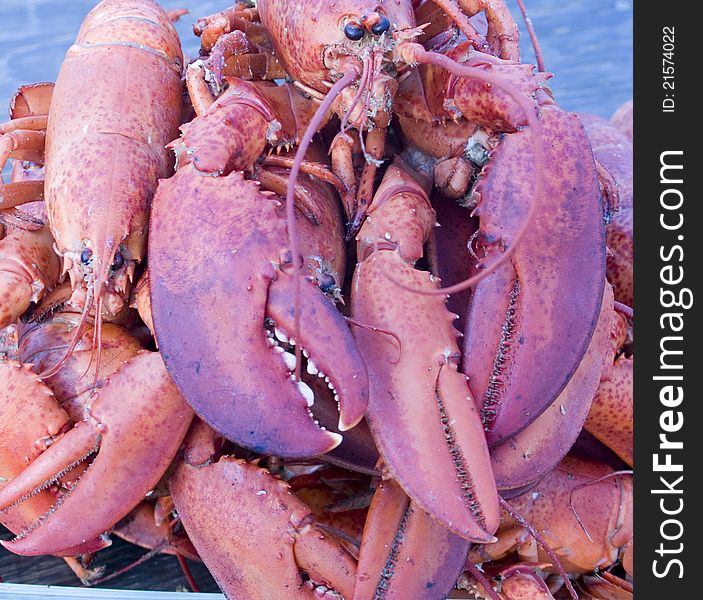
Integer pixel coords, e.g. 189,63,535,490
0,158,59,328
0,132,46,212
580,113,633,307
584,311,633,467
470,456,633,579
193,2,262,52
351,160,499,542
0,84,53,214
498,565,557,600
0,225,61,328
428,0,521,60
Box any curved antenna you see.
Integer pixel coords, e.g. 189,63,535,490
516,0,546,72
499,496,579,600
284,70,358,381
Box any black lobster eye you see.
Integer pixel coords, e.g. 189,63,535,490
344,21,365,41
80,248,92,265
112,251,124,270
318,273,337,293
371,15,390,35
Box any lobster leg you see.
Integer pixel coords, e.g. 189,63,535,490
348,126,387,239
579,574,633,600
0,182,44,213
193,3,262,52
0,131,45,168
0,105,48,215
580,113,633,306
0,131,46,211
172,78,326,176
498,565,557,600
428,0,521,60
9,82,53,119
583,308,633,467
113,501,199,560
0,222,60,328
0,351,193,556
471,456,633,578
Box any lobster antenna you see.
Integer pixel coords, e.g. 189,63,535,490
380,46,545,297
285,70,358,382
463,560,502,600
515,0,546,72
38,285,95,380
175,552,200,593
87,540,170,587
499,496,579,600
568,470,633,542
345,316,402,363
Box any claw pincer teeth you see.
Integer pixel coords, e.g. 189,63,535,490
263,319,340,410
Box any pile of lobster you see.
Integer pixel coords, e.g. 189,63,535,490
0,0,633,598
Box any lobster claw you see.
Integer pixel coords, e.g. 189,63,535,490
351,163,499,542
0,360,109,556
490,282,614,493
464,107,606,446
170,422,357,599
149,166,368,458
354,476,470,599
0,351,193,556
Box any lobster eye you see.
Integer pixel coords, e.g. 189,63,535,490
112,251,124,270
319,273,337,293
80,248,92,265
371,15,390,35
344,21,365,41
